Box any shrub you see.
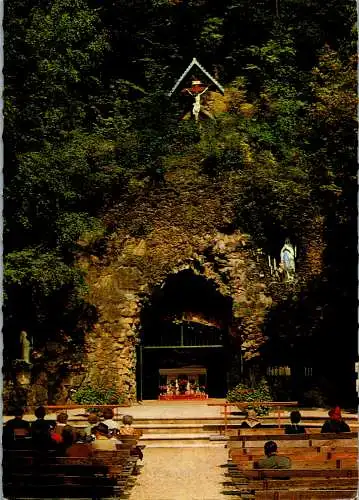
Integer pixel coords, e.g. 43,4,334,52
302,387,328,408
226,378,273,416
71,384,125,411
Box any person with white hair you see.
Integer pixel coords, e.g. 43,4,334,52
240,409,262,428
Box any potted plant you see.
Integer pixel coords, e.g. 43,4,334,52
199,385,206,394
226,379,272,416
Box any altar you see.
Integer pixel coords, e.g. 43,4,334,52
158,366,208,400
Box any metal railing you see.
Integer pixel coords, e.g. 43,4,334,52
207,401,298,434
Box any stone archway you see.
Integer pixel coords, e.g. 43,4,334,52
138,268,232,399
82,230,273,402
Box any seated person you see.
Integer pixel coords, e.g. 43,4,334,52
54,412,76,447
91,423,119,451
102,408,120,431
30,406,56,450
84,413,99,437
119,415,142,437
66,430,93,458
321,406,351,433
119,415,143,460
3,407,30,447
256,441,291,469
285,410,305,434
5,407,30,434
240,409,261,428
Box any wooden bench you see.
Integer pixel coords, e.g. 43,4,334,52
232,458,357,470
228,432,357,449
208,401,298,433
229,468,358,493
230,447,358,462
250,491,357,499
226,431,357,499
3,448,138,499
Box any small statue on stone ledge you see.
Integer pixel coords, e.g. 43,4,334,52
20,331,31,363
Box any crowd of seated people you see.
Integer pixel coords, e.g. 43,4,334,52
4,407,144,461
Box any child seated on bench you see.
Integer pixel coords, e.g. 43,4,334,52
256,441,291,469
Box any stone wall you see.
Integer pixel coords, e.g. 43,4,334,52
81,229,273,401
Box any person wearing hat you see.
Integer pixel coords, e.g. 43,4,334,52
321,406,351,433
91,423,119,451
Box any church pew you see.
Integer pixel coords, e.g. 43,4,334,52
229,431,357,442
228,432,357,449
250,490,357,499
3,448,138,498
232,458,358,470
244,478,358,490
238,428,286,436
230,448,357,462
230,469,358,493
230,445,358,456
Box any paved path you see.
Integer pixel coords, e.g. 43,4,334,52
128,446,232,500
7,401,356,422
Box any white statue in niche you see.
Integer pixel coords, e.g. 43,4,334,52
20,331,31,363
280,238,296,281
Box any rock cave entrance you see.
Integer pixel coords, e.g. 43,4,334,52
137,269,233,399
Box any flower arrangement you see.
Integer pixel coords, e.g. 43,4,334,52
226,379,272,416
178,378,188,393
159,385,168,395
199,385,206,393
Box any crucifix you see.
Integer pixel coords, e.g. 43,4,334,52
183,80,210,122
168,57,224,122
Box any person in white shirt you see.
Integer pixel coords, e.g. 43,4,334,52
102,408,120,431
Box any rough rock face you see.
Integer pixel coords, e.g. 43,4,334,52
82,229,273,401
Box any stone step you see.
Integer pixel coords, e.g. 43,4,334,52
139,432,214,447
134,423,207,434
143,442,226,448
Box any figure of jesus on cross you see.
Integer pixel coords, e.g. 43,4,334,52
183,80,210,122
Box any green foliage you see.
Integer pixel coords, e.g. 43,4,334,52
227,379,273,416
302,387,328,408
72,383,125,407
4,0,357,407
5,249,84,297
